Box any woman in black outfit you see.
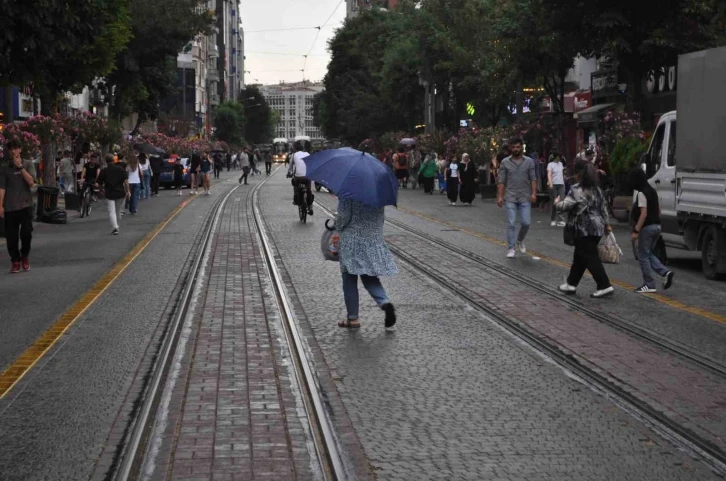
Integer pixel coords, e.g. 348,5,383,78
445,156,461,205
459,153,478,205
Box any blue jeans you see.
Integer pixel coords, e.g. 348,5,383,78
342,273,390,320
142,170,151,198
129,183,140,214
638,224,668,288
505,201,531,249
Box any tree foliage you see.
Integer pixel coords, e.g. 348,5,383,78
105,0,214,125
241,85,274,144
214,101,245,147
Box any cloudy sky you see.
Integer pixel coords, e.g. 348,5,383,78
241,0,346,86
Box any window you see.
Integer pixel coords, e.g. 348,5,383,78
649,123,666,175
667,121,676,167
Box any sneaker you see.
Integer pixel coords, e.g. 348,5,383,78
10,261,20,274
507,249,516,259
516,241,526,254
557,221,566,227
120,210,126,216
558,283,576,294
550,221,557,227
450,202,456,206
634,285,657,294
663,271,674,290
190,190,195,195
382,303,397,328
112,228,119,235
591,286,615,298
21,257,30,271
205,191,211,196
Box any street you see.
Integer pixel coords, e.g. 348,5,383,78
1,168,725,480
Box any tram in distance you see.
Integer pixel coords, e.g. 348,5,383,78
272,138,289,163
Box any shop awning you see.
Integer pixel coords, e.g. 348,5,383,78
576,103,615,125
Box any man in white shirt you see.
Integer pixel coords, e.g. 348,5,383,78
287,140,313,215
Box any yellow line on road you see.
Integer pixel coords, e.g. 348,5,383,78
0,197,195,399
397,206,726,326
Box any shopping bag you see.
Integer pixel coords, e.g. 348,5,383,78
320,219,340,262
599,233,623,264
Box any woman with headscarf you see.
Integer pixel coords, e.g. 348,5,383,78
628,167,674,293
555,160,614,298
445,156,461,205
459,153,478,205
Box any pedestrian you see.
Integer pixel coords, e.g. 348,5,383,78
0,139,36,273
265,150,273,176
200,152,212,195
437,157,447,194
408,145,421,189
555,160,615,298
96,154,130,235
547,152,566,227
214,153,223,179
173,156,184,196
189,153,201,195
497,138,537,258
60,150,75,194
628,167,674,293
126,155,143,215
226,152,232,172
139,153,151,199
238,149,250,184
418,152,438,194
459,153,478,205
445,156,461,205
150,155,163,197
393,146,409,187
335,197,397,329
253,150,262,175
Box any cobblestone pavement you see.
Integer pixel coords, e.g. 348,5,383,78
259,170,720,481
386,188,726,367
142,179,321,481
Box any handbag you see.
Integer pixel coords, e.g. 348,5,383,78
599,233,623,264
320,219,340,262
563,208,580,246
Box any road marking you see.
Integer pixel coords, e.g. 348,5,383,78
0,197,195,399
397,206,726,326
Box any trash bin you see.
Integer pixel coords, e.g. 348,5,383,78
64,192,81,211
36,186,60,220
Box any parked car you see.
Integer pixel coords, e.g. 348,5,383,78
159,157,191,189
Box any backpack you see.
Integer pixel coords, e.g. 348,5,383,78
396,153,408,168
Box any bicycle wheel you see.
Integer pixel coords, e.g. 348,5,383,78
299,200,307,223
80,192,89,218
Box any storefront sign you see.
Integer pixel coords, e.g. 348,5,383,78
591,70,619,99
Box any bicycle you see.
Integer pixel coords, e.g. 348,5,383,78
79,182,97,218
297,180,309,223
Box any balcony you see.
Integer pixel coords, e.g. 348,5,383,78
209,94,220,106
207,69,220,82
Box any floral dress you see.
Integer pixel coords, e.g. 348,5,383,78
335,198,398,277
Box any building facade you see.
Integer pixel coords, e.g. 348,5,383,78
260,82,325,141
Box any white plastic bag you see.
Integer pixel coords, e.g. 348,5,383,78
321,219,340,262
599,232,623,264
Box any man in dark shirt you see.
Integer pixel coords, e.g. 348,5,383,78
149,155,163,197
0,139,37,272
96,153,130,235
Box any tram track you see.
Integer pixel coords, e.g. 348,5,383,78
110,177,350,481
314,197,726,475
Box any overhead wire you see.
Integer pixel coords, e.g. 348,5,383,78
302,0,344,79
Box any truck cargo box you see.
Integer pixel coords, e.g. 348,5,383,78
675,46,726,174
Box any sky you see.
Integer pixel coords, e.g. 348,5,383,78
240,0,347,86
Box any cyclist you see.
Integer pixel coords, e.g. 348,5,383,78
80,152,101,203
287,140,313,216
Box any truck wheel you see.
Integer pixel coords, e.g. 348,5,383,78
701,226,726,280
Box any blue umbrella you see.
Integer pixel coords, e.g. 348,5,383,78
303,148,399,208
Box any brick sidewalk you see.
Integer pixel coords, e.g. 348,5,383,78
384,230,726,456
146,187,319,481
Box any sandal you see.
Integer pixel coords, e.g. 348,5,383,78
338,320,361,329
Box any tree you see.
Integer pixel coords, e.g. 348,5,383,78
240,85,274,144
105,0,214,129
214,101,245,146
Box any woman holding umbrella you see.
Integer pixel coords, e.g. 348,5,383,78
303,148,399,329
